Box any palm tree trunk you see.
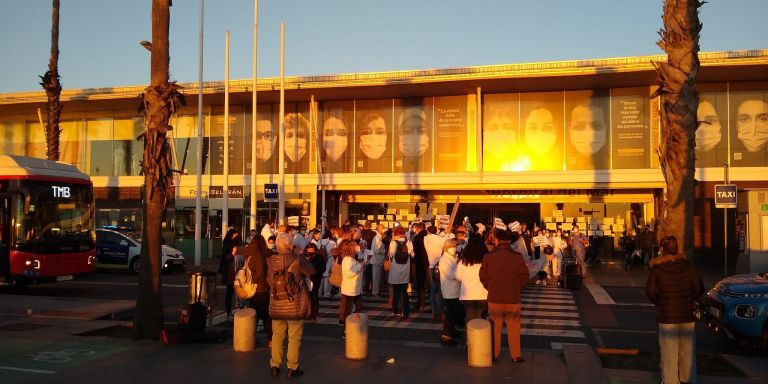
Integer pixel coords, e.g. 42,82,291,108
653,0,702,261
135,0,181,340
41,0,62,161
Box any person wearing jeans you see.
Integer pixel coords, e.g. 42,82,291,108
646,235,704,384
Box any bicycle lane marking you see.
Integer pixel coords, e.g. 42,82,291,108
0,339,133,380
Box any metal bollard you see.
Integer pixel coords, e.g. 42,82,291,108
466,318,492,368
345,312,368,360
233,308,256,352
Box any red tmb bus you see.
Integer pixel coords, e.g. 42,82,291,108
0,155,96,286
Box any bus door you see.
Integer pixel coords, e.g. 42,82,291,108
0,196,10,278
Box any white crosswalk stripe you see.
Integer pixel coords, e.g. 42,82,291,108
315,285,586,339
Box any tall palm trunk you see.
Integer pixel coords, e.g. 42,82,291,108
135,0,182,340
40,0,62,161
653,0,702,261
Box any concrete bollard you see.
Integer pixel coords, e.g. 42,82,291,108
233,308,256,352
466,318,492,368
345,312,368,360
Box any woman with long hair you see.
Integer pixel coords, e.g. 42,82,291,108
303,243,325,321
219,228,241,320
338,239,364,326
455,236,488,321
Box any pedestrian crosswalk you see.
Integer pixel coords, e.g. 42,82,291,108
313,285,585,339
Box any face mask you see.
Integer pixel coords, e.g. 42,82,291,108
285,137,307,162
736,100,768,152
360,134,387,159
323,135,348,161
695,121,722,152
254,138,275,160
399,134,429,157
570,127,607,155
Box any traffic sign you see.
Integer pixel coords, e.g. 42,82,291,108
714,184,737,209
264,183,278,203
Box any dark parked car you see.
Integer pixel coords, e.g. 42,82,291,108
706,272,768,348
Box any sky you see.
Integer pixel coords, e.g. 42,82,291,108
0,0,766,94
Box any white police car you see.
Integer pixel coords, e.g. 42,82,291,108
95,228,185,273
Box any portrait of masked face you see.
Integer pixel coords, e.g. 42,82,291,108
284,113,308,162
569,104,607,155
254,119,276,161
483,107,517,167
695,100,722,152
736,98,768,153
359,114,388,160
524,107,556,154
398,108,429,157
322,116,348,162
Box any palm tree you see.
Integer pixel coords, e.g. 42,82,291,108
134,0,183,340
653,0,702,261
40,0,62,161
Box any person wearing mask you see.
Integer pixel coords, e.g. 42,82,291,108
387,226,413,318
438,238,462,346
455,237,489,321
219,228,241,320
480,229,530,363
339,240,365,328
369,224,388,297
646,236,705,384
317,229,337,299
424,225,446,320
303,243,325,321
267,235,277,253
454,226,469,255
267,233,315,378
242,235,272,347
246,228,258,244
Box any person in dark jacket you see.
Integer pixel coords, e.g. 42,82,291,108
219,228,241,319
411,222,428,310
242,235,272,347
645,235,704,384
268,233,315,378
479,229,530,363
303,243,326,320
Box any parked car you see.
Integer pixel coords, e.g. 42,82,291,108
95,228,185,273
706,272,768,348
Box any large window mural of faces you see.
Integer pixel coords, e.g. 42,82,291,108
730,87,768,167
611,87,651,169
696,84,728,168
520,92,564,171
319,101,354,173
250,104,279,174
283,103,310,174
433,96,468,172
565,90,610,170
394,98,433,173
483,93,520,171
355,99,393,173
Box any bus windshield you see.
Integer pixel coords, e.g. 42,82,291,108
13,180,95,254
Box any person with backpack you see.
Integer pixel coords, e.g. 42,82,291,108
339,240,365,327
387,225,413,318
241,235,272,347
267,233,315,378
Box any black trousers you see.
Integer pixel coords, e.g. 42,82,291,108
442,298,463,337
391,283,409,316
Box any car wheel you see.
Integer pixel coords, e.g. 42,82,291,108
129,257,141,274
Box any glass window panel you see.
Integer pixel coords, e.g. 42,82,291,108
355,99,393,173
434,95,468,172
520,92,564,171
318,101,354,174
610,87,651,169
695,84,728,168
729,88,768,167
565,90,610,170
283,103,310,174
483,93,520,172
394,98,433,173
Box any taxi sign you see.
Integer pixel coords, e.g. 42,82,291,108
714,184,737,209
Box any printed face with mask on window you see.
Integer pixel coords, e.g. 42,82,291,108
322,115,348,162
284,113,309,162
569,104,607,156
397,108,429,158
525,107,557,155
254,119,277,161
695,99,723,153
736,98,768,153
359,113,388,160
483,106,518,170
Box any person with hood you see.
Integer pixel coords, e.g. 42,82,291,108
267,233,315,378
645,235,705,384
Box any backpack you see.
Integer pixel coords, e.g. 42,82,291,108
394,242,409,264
269,267,301,302
234,256,258,299
317,240,329,261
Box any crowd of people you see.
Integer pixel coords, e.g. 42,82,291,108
215,215,599,376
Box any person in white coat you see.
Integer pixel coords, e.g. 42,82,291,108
424,225,446,319
369,224,388,296
339,240,364,325
387,226,413,318
438,238,462,345
455,238,489,321
261,220,275,243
